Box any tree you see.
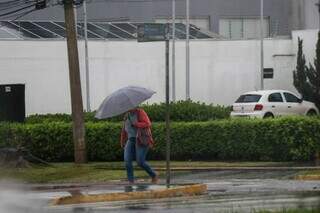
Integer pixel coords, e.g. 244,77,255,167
293,37,313,102
306,31,320,110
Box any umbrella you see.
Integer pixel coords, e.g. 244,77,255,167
95,86,156,119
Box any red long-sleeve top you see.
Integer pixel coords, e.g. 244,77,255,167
120,108,154,147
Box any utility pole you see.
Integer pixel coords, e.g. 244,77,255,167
83,0,91,112
260,0,264,90
63,0,87,164
172,0,176,102
165,24,171,187
186,0,190,100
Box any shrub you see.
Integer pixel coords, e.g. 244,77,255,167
1,117,319,162
25,100,231,123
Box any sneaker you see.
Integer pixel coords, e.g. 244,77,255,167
151,175,159,184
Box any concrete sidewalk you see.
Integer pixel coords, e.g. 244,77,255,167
27,166,320,191
2,169,320,213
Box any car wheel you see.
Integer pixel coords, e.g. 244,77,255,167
307,110,317,116
263,113,274,119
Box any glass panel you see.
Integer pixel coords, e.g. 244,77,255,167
243,19,259,39
236,95,262,103
219,19,230,39
35,22,66,37
0,28,16,38
284,93,300,103
155,18,210,30
220,18,270,39
1,22,38,38
263,18,270,38
13,21,59,38
169,23,211,39
243,18,270,39
77,23,101,39
112,23,136,34
190,18,210,30
175,23,188,39
168,24,186,39
87,23,119,39
54,22,65,28
131,23,139,27
268,93,283,102
55,22,94,39
189,25,211,39
230,19,243,39
95,23,133,39
175,23,186,32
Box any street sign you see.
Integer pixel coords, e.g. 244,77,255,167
137,23,168,42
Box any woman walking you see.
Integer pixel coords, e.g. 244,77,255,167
120,108,158,184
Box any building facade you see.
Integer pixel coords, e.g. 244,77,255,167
0,0,319,117
0,30,318,115
1,0,316,39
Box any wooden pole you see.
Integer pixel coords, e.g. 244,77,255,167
63,0,87,164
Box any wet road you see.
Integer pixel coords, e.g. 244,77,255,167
2,170,320,213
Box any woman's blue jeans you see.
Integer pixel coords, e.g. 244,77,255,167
124,137,156,182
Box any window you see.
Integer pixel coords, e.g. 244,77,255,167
236,94,262,103
219,17,270,39
264,68,274,79
284,93,300,103
155,17,210,31
268,93,283,102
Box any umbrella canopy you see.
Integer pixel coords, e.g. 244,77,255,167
95,86,156,119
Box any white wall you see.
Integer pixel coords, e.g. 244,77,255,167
0,30,318,115
292,30,319,63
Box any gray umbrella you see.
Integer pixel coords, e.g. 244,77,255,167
95,86,156,119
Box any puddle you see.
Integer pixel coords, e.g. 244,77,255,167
1,170,320,213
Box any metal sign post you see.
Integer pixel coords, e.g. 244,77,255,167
137,23,171,186
164,25,171,187
186,0,190,100
83,0,91,112
172,0,176,102
260,0,264,90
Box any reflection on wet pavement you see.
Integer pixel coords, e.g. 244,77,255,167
124,185,151,193
2,170,320,213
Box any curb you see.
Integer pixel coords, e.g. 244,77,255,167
51,184,207,205
154,166,320,171
295,175,320,181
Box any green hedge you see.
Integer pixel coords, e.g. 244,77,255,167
1,117,320,162
25,101,231,123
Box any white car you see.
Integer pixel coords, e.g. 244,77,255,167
231,90,319,118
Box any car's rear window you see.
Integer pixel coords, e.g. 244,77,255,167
235,94,262,103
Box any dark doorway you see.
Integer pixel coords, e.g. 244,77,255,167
0,84,25,122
